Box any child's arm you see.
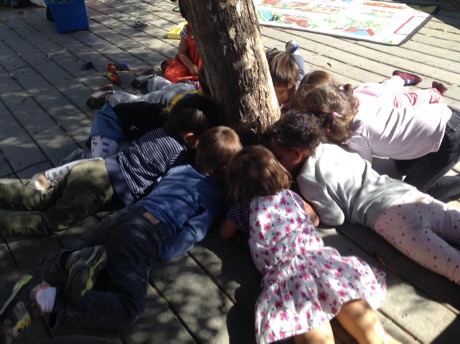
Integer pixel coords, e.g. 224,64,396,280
219,218,240,239
177,36,199,76
303,200,320,227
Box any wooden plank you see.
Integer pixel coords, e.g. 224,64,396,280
0,87,48,172
149,254,256,343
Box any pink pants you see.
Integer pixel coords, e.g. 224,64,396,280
381,76,443,106
374,190,460,284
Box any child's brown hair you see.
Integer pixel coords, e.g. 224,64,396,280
226,145,292,205
195,126,242,178
267,51,300,88
293,85,356,144
292,70,341,110
167,94,223,138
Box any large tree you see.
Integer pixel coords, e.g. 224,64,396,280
181,0,281,144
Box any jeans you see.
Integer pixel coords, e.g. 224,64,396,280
0,159,114,237
41,206,170,330
396,108,460,202
108,76,196,108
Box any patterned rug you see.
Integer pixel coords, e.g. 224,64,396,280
254,0,439,45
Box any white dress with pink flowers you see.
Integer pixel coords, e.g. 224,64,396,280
247,189,386,344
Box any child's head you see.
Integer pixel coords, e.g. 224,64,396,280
267,51,300,106
292,70,340,110
292,84,356,145
263,111,325,175
226,145,292,205
195,126,242,184
167,94,223,149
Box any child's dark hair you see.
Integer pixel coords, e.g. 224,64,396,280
195,126,242,176
292,85,356,144
167,94,223,137
263,111,325,154
266,51,299,88
226,145,292,205
292,70,341,110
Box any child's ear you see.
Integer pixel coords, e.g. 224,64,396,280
291,146,306,164
183,133,199,149
291,146,311,165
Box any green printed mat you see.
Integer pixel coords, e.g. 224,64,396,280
254,0,439,45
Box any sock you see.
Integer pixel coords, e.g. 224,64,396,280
90,135,119,158
34,286,57,313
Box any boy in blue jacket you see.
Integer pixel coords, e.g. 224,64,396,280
28,126,242,331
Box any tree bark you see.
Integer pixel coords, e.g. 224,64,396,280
182,0,281,145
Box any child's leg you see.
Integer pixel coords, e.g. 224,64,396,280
293,54,306,83
0,160,114,238
374,191,460,284
40,208,123,285
0,182,58,211
402,106,460,201
293,321,334,344
143,82,196,107
108,91,142,107
90,135,119,158
0,184,63,236
53,208,165,330
44,159,93,187
146,75,172,92
393,89,443,107
336,299,397,344
380,75,405,90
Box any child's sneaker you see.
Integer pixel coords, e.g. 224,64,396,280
1,301,33,342
130,67,156,88
65,246,107,301
392,70,422,86
432,81,448,95
86,84,114,109
285,40,299,54
160,59,171,72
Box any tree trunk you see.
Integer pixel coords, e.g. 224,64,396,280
182,0,281,145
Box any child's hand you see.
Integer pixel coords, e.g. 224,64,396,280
219,218,239,239
189,65,200,76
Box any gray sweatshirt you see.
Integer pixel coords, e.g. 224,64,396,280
297,143,412,228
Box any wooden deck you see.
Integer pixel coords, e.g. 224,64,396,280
0,0,459,343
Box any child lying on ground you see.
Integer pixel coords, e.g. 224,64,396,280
265,111,460,285
219,145,397,344
13,127,241,338
0,95,222,237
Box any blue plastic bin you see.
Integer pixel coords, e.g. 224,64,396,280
45,0,89,33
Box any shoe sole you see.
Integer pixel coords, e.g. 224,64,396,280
68,247,107,300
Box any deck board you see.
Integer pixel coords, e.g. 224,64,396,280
1,1,459,343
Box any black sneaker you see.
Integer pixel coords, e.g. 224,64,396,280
65,246,107,301
160,59,171,72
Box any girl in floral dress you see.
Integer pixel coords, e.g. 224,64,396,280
219,146,398,344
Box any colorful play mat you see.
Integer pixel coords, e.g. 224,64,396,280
254,0,439,45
